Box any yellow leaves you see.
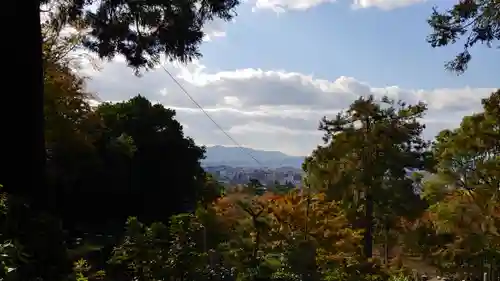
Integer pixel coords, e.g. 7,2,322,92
419,185,500,271
412,96,500,273
211,189,362,267
267,191,361,257
42,25,100,154
428,189,481,233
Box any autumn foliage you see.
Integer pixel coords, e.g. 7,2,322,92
3,17,500,281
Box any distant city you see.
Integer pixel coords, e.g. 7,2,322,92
201,146,431,189
205,165,304,186
202,145,306,186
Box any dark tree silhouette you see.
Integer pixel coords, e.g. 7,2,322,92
60,96,207,231
427,0,499,74
13,0,240,210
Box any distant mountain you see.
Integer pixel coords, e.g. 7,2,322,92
202,145,306,169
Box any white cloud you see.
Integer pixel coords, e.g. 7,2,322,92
351,0,426,10
83,58,495,156
253,0,337,13
251,0,426,12
202,19,231,41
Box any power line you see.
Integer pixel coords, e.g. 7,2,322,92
160,65,264,167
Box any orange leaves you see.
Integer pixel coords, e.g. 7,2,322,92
212,193,248,228
428,189,493,235
208,188,364,280
268,191,361,257
211,189,362,264
406,185,500,273
212,190,275,236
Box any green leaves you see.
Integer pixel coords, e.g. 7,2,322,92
432,90,500,198
305,95,432,261
307,95,429,221
72,259,105,281
427,0,500,74
404,90,500,276
109,217,171,281
50,0,241,73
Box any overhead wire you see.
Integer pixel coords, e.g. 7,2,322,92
159,65,265,168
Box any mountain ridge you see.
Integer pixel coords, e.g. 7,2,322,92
202,145,306,169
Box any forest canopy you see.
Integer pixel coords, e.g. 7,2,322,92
2,1,499,281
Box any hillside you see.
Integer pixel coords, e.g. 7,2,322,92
202,145,306,169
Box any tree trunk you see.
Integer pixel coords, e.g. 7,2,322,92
362,116,374,260
364,192,373,259
6,0,46,208
384,219,390,265
252,216,261,274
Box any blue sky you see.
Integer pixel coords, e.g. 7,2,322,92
85,0,498,157
199,0,497,89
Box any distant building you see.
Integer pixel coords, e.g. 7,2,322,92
206,165,303,187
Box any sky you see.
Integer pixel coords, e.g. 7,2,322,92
82,0,499,157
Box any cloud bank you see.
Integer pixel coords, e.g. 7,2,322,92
83,58,494,156
252,0,427,13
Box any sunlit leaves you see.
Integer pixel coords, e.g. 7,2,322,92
407,90,500,276
212,189,363,281
305,95,430,259
43,22,104,191
432,90,500,199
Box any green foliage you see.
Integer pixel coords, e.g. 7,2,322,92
14,86,500,281
86,96,206,225
432,90,500,200
246,179,267,196
0,185,70,281
2,24,236,281
42,23,208,229
427,0,500,74
388,273,412,281
109,213,232,281
109,217,171,280
305,95,429,258
401,90,500,278
48,0,241,72
200,173,226,206
0,187,21,281
71,259,105,281
268,181,296,195
11,13,500,280
42,30,210,246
